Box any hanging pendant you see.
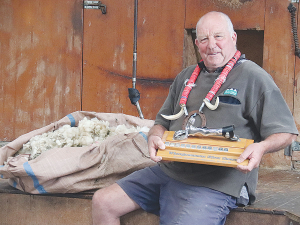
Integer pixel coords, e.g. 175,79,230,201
161,105,187,120
203,97,219,110
162,50,241,121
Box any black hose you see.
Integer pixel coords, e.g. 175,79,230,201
288,3,300,58
128,0,144,119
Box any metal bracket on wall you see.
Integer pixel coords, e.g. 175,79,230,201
285,141,300,169
84,1,107,14
284,141,300,156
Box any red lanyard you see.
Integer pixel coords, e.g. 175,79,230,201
181,50,241,112
161,50,241,120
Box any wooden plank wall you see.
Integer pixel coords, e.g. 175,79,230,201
185,0,265,29
82,0,186,119
261,0,297,168
0,0,83,141
82,0,135,115
0,0,299,169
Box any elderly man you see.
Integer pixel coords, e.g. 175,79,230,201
92,11,298,225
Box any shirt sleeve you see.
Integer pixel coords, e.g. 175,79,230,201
248,87,298,140
153,66,195,130
154,81,176,130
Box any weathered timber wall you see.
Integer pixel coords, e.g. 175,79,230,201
82,0,185,119
0,0,299,168
0,0,82,141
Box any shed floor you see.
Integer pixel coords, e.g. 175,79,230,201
238,168,300,222
1,168,300,224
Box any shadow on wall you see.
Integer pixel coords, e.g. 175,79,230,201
183,29,264,68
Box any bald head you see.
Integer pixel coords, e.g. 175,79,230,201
196,12,235,38
195,12,237,72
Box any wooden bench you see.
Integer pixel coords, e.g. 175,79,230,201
1,168,300,224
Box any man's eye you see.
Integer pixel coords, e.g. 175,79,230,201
215,35,223,40
200,38,208,42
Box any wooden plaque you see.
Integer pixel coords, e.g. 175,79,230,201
157,131,254,168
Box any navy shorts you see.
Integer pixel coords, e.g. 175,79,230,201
117,165,237,225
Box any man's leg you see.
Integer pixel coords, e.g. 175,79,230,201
159,178,237,225
92,183,140,225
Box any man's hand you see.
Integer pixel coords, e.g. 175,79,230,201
236,133,297,173
147,124,167,162
236,142,264,173
148,135,165,162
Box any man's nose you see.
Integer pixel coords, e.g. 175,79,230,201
207,37,216,49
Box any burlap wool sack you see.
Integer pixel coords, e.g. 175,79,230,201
0,111,156,194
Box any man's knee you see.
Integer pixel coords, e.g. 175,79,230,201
92,185,123,225
92,188,113,212
92,183,140,217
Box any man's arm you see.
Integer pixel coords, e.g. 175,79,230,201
237,133,297,173
148,124,167,162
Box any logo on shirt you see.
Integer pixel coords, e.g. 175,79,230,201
223,88,238,96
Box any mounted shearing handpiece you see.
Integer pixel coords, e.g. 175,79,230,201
173,125,240,141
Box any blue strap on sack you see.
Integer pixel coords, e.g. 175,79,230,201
23,162,47,194
139,132,148,142
67,114,76,127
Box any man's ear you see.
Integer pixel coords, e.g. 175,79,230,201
195,38,200,49
232,32,237,44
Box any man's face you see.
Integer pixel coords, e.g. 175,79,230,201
195,13,237,72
